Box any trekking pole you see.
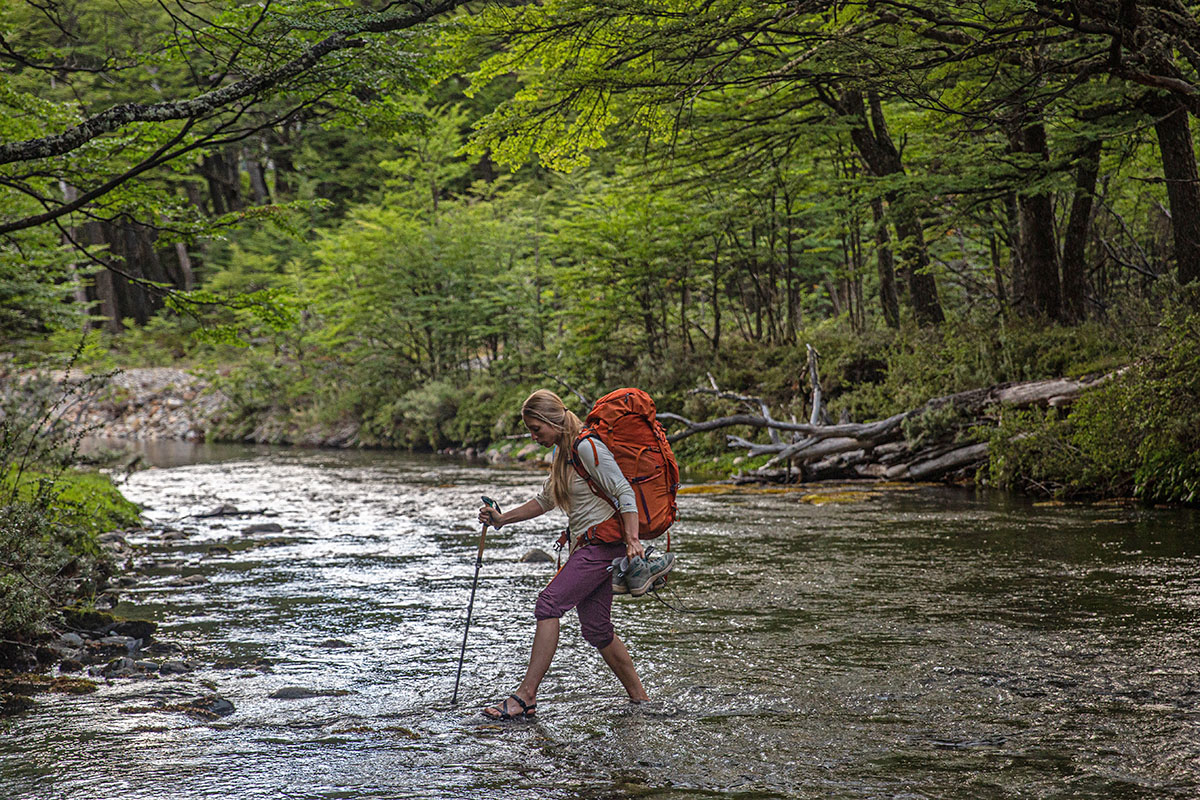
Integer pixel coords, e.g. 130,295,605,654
452,495,500,706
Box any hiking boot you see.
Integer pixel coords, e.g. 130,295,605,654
611,556,631,594
625,551,675,597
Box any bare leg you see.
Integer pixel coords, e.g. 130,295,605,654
484,617,559,717
598,634,649,702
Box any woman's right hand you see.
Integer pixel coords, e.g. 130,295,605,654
478,505,501,529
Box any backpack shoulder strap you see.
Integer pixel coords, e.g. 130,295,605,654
570,430,617,509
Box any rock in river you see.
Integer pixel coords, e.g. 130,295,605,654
520,548,555,563
242,522,284,534
269,686,351,699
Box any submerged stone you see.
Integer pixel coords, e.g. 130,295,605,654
242,523,284,534
269,686,351,699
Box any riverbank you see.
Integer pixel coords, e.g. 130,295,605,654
0,517,244,719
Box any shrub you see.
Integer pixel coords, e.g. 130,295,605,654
989,309,1200,503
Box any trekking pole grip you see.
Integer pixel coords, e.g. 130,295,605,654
478,496,500,566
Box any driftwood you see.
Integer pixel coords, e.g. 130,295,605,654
662,361,1114,484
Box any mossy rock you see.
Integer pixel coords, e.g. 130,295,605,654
61,606,116,633
0,671,98,695
1,693,35,715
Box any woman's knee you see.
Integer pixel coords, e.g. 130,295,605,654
534,590,563,621
581,619,614,649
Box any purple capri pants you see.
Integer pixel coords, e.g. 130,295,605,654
535,540,626,649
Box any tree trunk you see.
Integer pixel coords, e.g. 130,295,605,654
872,197,901,328
989,227,1008,315
244,144,271,205
1061,139,1102,322
1010,121,1063,320
711,235,722,352
839,89,944,325
1147,93,1200,286
200,149,244,215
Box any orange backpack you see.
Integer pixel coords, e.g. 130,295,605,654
570,388,680,543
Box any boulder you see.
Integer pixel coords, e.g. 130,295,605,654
519,549,555,564
111,619,157,640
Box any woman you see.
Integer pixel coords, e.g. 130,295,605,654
476,389,669,720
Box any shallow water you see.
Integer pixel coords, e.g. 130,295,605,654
3,443,1199,799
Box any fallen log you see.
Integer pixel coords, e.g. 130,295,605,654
891,442,991,481
662,362,1115,485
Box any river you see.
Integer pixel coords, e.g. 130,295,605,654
3,442,1199,799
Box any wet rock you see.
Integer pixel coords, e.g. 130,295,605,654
190,696,235,718
241,523,284,534
206,545,233,556
159,659,192,675
167,575,208,587
520,548,555,564
1,694,35,715
199,503,239,517
59,632,85,648
317,639,353,649
58,659,83,673
98,635,140,652
61,607,116,634
0,673,98,695
269,686,351,699
111,620,157,640
101,657,141,678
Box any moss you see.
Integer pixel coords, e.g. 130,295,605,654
0,672,98,695
60,606,116,633
1,693,35,715
2,468,141,535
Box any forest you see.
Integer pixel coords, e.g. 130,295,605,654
2,0,1199,507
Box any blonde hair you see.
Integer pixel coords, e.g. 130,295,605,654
522,389,583,511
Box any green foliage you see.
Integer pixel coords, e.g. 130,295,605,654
989,310,1200,502
0,361,137,640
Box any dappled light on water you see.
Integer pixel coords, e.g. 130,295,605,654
2,445,1198,799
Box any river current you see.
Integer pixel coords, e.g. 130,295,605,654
3,441,1199,799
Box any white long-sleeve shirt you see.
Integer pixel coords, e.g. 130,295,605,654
534,436,637,538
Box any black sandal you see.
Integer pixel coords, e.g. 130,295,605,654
482,693,537,720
